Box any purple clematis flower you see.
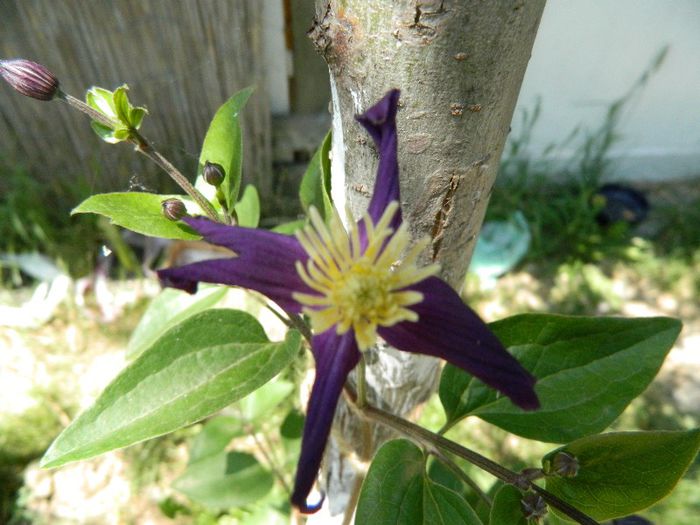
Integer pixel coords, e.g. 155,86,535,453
158,89,539,513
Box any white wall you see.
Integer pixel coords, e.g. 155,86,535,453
262,0,290,114
513,0,700,182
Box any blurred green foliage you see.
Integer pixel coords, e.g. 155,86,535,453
0,158,101,283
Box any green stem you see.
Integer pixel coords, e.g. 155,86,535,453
288,313,313,344
249,427,291,495
260,428,292,492
438,418,457,436
58,91,115,128
363,404,515,481
342,472,365,525
356,354,368,409
133,137,220,222
529,484,600,525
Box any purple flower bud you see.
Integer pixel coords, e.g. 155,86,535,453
0,59,59,101
161,198,187,221
203,161,225,187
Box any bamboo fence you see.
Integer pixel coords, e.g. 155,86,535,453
0,0,271,201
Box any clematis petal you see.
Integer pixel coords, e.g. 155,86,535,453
183,217,307,257
378,277,539,410
356,89,402,230
291,330,361,513
157,217,315,313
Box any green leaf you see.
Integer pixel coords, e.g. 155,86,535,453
280,408,303,458
355,439,483,525
271,219,306,235
129,107,146,129
543,429,700,521
423,483,484,525
86,86,117,120
40,309,301,468
174,451,273,510
72,192,201,240
545,513,573,525
113,85,131,125
280,409,304,440
127,286,227,360
426,458,496,523
189,416,244,464
87,84,146,133
427,456,466,496
489,485,529,525
234,184,260,228
299,131,333,221
158,496,192,519
236,380,294,423
85,85,145,143
476,482,504,525
196,87,253,211
439,314,681,442
112,127,131,141
90,121,119,144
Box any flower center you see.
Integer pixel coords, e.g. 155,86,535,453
292,202,439,351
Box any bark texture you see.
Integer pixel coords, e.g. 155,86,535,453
309,0,546,517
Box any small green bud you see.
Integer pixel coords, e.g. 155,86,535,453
162,198,187,221
0,59,59,101
203,161,225,187
550,451,579,478
520,492,547,522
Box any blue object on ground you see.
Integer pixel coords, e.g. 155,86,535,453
470,211,531,286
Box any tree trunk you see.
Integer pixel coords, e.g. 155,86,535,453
308,0,546,518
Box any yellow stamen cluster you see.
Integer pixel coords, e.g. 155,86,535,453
293,202,439,351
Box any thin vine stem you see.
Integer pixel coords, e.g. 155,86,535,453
133,138,220,222
360,403,515,481
288,313,313,345
58,91,115,127
260,428,292,493
341,473,365,525
240,419,291,496
355,354,368,409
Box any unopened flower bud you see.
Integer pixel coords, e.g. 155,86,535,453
162,198,187,221
550,451,579,478
520,492,547,521
203,161,225,187
0,59,59,101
